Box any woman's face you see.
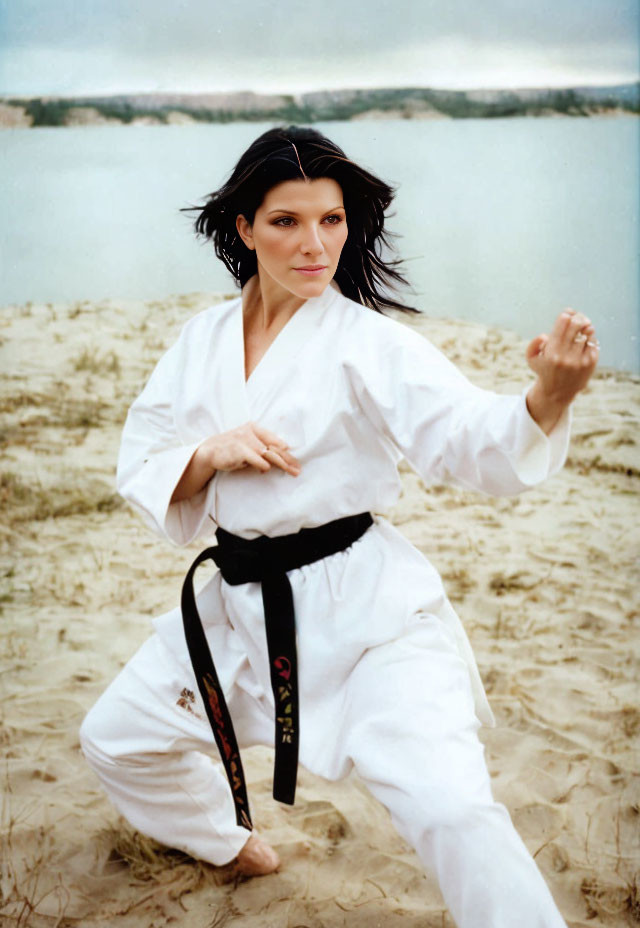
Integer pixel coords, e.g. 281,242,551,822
236,177,348,301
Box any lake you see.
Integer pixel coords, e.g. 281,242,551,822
1,116,638,371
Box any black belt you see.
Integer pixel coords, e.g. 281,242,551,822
181,511,373,832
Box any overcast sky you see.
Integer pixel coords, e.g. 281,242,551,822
0,0,638,97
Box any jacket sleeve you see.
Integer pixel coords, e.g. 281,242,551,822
348,320,571,496
116,329,217,546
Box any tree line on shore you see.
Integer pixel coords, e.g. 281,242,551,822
3,83,639,127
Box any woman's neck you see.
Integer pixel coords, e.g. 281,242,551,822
244,272,305,331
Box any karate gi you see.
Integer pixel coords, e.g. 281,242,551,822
81,281,569,927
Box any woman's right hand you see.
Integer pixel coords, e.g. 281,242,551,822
171,422,300,503
199,422,300,476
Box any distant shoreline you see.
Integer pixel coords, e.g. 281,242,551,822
1,82,638,128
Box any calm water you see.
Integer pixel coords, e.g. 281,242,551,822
1,117,638,370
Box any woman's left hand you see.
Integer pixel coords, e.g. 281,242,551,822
525,308,599,434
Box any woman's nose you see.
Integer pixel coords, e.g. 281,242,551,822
300,225,324,255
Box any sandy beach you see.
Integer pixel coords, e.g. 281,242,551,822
1,292,638,927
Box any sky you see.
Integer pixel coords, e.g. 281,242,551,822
0,0,638,97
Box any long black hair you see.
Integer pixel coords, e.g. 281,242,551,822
186,126,415,314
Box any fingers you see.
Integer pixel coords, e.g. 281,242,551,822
526,333,548,360
525,333,549,376
566,313,599,362
531,308,600,406
549,308,599,358
562,308,592,340
248,422,301,476
243,448,272,473
212,422,301,475
551,308,584,342
275,448,301,471
252,424,290,452
262,447,301,477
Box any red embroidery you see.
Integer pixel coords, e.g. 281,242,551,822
203,676,233,759
274,656,291,680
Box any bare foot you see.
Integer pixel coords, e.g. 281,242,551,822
236,833,281,876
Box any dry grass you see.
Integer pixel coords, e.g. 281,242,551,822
567,455,640,478
101,823,214,895
439,567,475,602
0,392,50,414
581,875,640,923
71,347,121,377
488,570,545,594
0,773,70,928
0,391,117,450
1,471,122,525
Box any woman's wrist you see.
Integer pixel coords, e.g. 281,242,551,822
526,379,571,436
189,438,219,489
194,436,219,475
171,440,218,504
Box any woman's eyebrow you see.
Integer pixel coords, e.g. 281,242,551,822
266,205,345,215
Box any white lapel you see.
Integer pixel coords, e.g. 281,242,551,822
210,296,251,431
242,283,340,420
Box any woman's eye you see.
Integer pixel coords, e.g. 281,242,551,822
273,214,343,227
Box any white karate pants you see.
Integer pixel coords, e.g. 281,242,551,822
80,616,567,928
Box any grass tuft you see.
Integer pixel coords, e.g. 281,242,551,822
71,347,121,377
1,471,123,524
581,874,640,921
101,823,213,899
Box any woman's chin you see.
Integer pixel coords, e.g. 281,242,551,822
288,274,331,299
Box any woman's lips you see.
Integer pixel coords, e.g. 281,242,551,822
293,266,327,276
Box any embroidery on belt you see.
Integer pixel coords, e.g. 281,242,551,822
201,673,252,830
176,687,203,720
274,657,296,744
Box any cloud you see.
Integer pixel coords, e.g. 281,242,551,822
0,0,637,95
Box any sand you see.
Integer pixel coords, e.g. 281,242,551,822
1,292,638,927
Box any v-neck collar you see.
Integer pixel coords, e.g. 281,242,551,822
238,278,340,412
241,276,305,386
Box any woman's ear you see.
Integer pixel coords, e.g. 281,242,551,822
236,214,255,251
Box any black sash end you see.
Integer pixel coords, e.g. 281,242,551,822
180,512,373,830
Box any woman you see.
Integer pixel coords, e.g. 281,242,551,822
80,126,598,927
